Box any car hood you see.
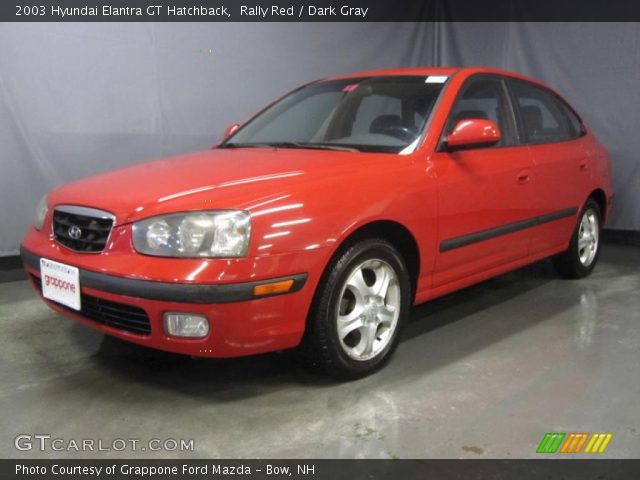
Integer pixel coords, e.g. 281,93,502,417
48,147,378,224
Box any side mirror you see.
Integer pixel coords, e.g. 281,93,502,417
223,123,240,139
445,119,501,150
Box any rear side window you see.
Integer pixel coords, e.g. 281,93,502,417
510,80,583,144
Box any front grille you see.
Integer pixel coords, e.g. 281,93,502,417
31,275,151,335
53,206,114,253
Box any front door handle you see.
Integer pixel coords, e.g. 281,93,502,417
516,170,531,184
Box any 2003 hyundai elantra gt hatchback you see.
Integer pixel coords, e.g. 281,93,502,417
21,67,613,379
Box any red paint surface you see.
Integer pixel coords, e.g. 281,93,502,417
22,67,613,357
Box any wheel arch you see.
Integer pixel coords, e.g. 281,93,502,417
587,188,607,223
326,219,421,301
299,219,420,375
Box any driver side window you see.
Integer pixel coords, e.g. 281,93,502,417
444,78,514,147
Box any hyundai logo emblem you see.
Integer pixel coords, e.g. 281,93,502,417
68,225,82,240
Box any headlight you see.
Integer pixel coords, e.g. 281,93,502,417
34,194,48,231
132,211,251,258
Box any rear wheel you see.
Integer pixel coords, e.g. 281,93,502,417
301,238,411,380
553,199,601,279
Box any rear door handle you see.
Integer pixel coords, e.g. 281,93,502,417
516,170,531,184
579,160,589,171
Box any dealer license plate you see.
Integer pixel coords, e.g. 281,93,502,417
40,258,81,311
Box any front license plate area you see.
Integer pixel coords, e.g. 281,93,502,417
40,258,81,311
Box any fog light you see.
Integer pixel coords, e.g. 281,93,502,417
164,313,209,338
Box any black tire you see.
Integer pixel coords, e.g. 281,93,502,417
299,238,411,380
553,199,602,279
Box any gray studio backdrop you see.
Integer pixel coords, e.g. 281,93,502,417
0,22,638,256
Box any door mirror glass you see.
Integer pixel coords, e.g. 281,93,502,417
446,119,501,150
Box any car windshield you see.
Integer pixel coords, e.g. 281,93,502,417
221,75,447,153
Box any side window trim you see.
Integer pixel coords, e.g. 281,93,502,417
504,78,527,146
437,73,519,151
497,77,521,145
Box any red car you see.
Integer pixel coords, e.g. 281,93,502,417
21,67,613,379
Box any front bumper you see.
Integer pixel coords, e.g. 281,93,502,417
20,236,323,357
21,247,307,304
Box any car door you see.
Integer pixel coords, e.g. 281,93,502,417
508,79,588,256
431,75,534,288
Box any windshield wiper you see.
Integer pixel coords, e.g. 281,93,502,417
297,142,360,152
220,143,272,149
220,142,358,152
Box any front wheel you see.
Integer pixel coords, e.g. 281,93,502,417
300,239,411,380
553,199,602,279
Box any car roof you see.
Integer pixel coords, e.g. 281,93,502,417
326,66,549,89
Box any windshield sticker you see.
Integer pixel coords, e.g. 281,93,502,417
342,84,359,92
425,75,448,83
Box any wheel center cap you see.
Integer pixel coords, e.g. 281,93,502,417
364,297,382,323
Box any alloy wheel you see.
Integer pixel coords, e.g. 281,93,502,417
578,209,599,267
336,259,401,361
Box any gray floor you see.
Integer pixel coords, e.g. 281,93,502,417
1,243,638,459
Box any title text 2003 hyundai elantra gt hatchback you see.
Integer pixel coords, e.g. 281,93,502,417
21,67,613,379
